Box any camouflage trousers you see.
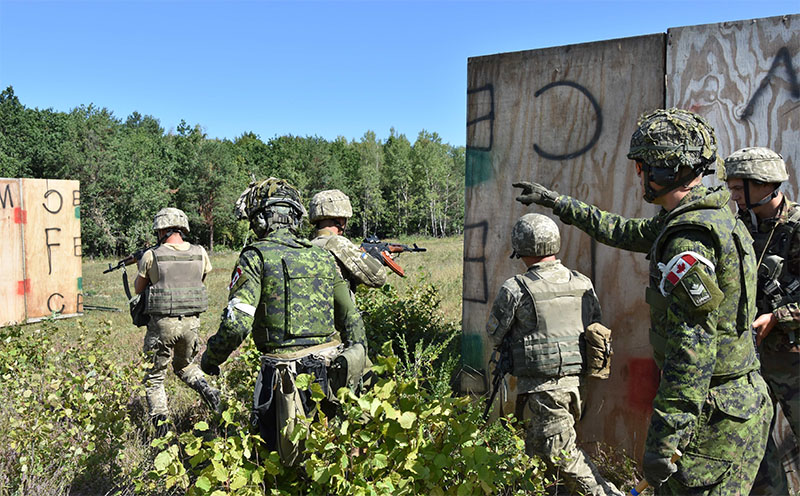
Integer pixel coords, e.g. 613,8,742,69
750,349,799,495
657,370,772,496
517,385,623,496
143,315,206,418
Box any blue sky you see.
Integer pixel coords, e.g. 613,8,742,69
0,0,797,147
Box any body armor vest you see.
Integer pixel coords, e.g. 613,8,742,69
511,264,592,378
751,202,800,316
251,236,337,350
145,244,208,316
645,197,759,378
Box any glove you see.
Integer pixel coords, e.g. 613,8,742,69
512,181,559,208
200,352,220,376
642,451,678,489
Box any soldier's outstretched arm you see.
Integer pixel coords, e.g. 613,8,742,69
644,229,720,460
513,181,661,253
201,248,262,375
333,275,367,349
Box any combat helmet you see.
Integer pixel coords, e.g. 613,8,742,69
511,213,561,258
627,108,718,202
236,177,307,237
153,207,190,234
309,189,353,223
724,146,787,213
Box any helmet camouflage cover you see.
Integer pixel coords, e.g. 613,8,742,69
234,177,307,222
724,146,788,184
153,207,190,233
512,213,561,258
309,189,353,222
627,108,718,172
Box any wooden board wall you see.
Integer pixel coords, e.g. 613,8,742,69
667,14,800,490
464,34,665,458
0,178,82,325
0,179,26,326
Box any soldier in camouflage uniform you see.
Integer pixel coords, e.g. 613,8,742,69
308,189,387,294
135,207,220,436
200,178,367,465
514,108,772,494
487,213,623,496
723,147,799,495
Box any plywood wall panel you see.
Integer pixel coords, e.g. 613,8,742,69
0,179,26,326
464,34,665,457
21,179,83,319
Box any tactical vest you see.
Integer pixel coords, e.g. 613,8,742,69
145,244,208,316
751,202,800,316
645,198,759,378
510,265,592,378
250,235,337,350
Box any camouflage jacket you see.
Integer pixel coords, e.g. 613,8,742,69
553,185,760,458
486,259,601,393
203,228,366,369
740,198,800,352
311,228,387,290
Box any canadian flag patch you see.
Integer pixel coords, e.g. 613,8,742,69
229,267,243,290
658,250,715,296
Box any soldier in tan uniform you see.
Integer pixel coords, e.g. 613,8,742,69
135,207,220,436
486,213,622,496
308,189,387,292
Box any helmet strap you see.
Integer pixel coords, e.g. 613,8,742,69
741,179,780,227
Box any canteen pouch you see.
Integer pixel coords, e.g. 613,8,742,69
583,322,612,379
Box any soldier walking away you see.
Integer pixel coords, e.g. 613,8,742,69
486,213,622,496
514,108,772,495
134,207,220,437
200,178,367,466
723,147,800,495
309,189,388,293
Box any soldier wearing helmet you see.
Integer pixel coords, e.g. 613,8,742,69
514,108,771,494
309,189,387,293
134,207,220,437
724,147,799,495
487,214,622,496
200,178,367,466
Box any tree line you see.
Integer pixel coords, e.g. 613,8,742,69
0,86,466,256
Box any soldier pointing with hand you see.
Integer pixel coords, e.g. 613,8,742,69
514,108,772,495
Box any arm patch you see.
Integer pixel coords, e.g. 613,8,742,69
658,251,715,296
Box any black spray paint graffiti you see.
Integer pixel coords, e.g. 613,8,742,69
466,84,494,152
533,81,603,160
1,184,14,208
463,221,489,303
740,46,800,120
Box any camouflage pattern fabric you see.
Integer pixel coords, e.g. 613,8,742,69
511,213,561,257
152,207,190,233
723,147,789,184
551,185,772,494
203,228,366,369
311,229,387,289
741,199,800,495
488,260,622,495
517,386,624,496
309,189,353,221
143,315,206,417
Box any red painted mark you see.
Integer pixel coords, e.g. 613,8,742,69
14,208,26,224
17,279,30,295
626,357,660,413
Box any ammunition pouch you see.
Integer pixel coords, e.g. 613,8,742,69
129,292,150,327
583,322,613,379
328,343,367,394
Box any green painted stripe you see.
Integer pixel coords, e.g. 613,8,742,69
466,149,492,187
461,332,485,369
77,277,83,290
75,206,80,219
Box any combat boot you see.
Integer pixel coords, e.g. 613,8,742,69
194,377,221,413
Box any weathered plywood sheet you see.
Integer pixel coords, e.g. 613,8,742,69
668,14,800,491
21,179,83,319
667,14,800,194
0,179,26,326
464,34,665,457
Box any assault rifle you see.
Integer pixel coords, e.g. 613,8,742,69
360,235,427,277
483,333,514,421
103,231,172,275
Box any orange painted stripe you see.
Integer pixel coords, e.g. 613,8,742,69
17,279,30,295
14,208,27,224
